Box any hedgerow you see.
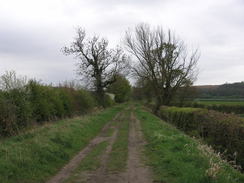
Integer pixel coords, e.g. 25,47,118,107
0,80,99,137
136,107,244,183
158,106,244,171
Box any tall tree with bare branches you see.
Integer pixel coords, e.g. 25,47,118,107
125,24,199,111
63,28,128,106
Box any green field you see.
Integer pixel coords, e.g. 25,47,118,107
186,99,244,115
195,100,244,106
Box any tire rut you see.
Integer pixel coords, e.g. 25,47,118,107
46,112,122,183
87,110,153,183
126,112,153,183
47,108,153,183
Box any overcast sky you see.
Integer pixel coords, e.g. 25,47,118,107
0,0,243,85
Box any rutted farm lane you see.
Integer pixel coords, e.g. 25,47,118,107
47,107,153,183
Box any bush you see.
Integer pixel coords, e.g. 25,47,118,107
107,75,131,103
27,81,54,122
0,96,17,136
103,94,115,107
0,80,99,137
4,88,32,129
158,106,244,170
75,89,98,113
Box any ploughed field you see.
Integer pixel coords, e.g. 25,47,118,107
0,104,243,183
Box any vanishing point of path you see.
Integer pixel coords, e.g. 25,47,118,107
46,107,153,183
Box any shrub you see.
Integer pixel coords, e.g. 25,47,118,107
4,88,32,129
107,75,131,103
58,88,73,117
27,81,54,122
75,89,98,113
0,79,99,137
158,106,244,170
103,94,115,107
0,96,18,136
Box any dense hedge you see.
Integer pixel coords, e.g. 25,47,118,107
0,81,100,137
158,106,244,170
183,102,244,114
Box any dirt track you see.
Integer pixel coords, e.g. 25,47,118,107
46,108,152,183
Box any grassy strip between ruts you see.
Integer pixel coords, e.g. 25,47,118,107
135,106,244,183
0,104,125,183
107,109,130,172
65,141,109,183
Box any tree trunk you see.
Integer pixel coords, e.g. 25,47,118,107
153,95,163,114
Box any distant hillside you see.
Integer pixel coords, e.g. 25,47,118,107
194,82,244,98
194,85,220,89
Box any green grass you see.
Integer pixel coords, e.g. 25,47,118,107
65,141,109,183
162,106,202,113
107,110,130,172
0,105,124,183
135,107,244,183
102,127,115,137
196,100,244,106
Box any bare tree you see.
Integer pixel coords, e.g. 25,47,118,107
63,28,128,106
0,70,28,91
125,24,199,111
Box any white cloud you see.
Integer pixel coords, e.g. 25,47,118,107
0,0,243,85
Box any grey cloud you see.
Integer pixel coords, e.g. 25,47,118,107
0,26,62,59
0,0,244,85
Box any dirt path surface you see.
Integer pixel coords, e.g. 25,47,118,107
84,110,152,183
86,120,120,183
46,112,121,183
47,108,153,183
126,112,152,183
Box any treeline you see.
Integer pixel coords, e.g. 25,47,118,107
196,82,244,98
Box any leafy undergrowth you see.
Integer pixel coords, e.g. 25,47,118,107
135,107,244,183
65,141,109,183
0,105,124,183
107,109,130,172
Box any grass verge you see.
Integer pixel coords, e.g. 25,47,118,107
135,107,244,183
0,105,124,183
107,110,130,172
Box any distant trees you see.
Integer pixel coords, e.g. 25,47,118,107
0,70,28,91
132,77,154,103
125,24,199,111
62,25,199,108
63,28,129,106
107,74,131,103
196,82,244,98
